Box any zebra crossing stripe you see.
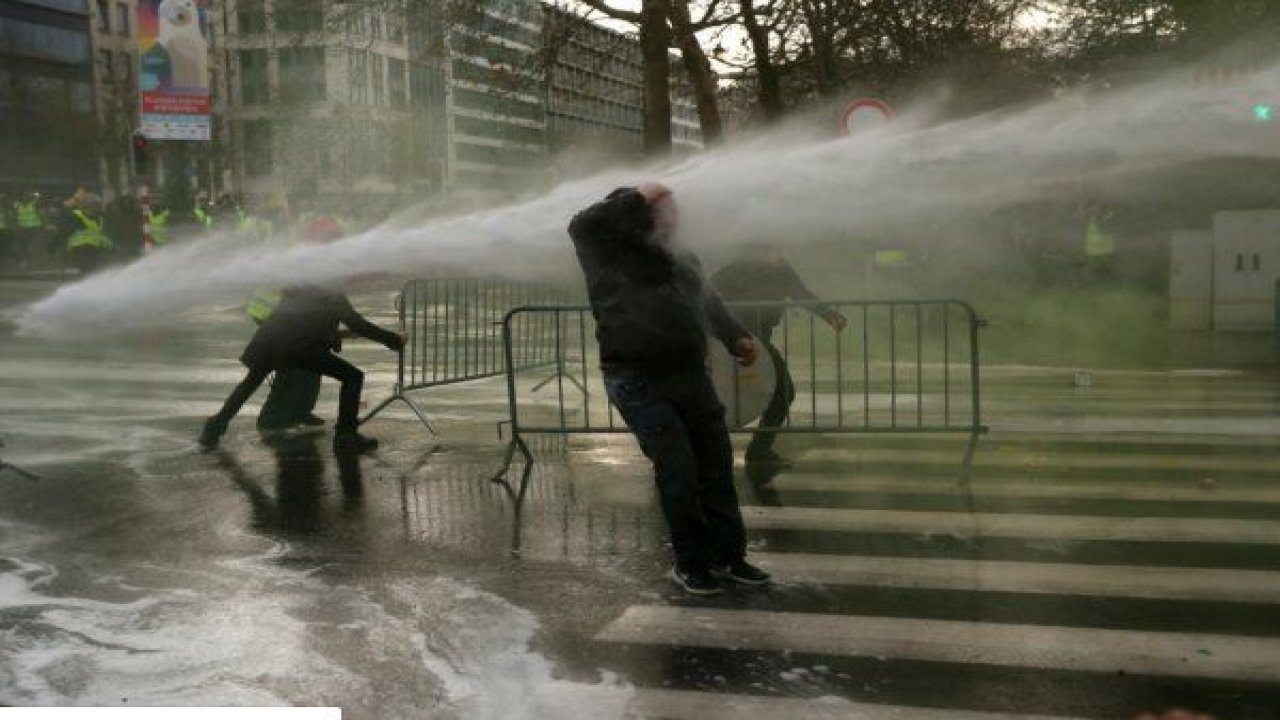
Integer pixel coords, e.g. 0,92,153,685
803,447,1280,472
596,606,1280,682
763,475,1280,503
752,552,1280,603
627,688,1085,720
742,505,1280,544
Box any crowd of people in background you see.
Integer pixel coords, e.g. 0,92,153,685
0,186,375,277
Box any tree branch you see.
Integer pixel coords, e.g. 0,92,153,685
576,0,642,23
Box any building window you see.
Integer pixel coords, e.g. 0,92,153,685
238,0,266,34
279,47,326,102
370,53,385,106
348,49,367,104
239,49,269,104
116,51,133,89
243,121,273,176
388,57,406,108
387,13,404,43
117,3,130,36
276,0,324,34
96,0,111,32
98,49,113,81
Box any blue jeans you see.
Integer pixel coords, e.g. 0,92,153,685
604,367,746,572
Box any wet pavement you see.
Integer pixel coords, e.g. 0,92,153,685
2,278,1280,719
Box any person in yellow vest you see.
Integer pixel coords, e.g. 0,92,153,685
13,190,45,270
237,204,275,241
191,199,214,231
0,193,10,268
149,206,171,247
67,201,114,275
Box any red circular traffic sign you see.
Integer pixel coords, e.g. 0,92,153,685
840,98,894,135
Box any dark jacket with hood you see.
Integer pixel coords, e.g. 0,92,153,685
568,188,749,374
241,284,401,369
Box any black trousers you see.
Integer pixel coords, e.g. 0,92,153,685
211,352,363,433
257,369,322,429
68,245,105,275
748,340,794,455
604,367,747,572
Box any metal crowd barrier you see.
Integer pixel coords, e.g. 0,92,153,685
493,299,988,504
361,277,580,431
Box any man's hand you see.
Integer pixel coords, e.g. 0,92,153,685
827,311,848,333
635,181,673,205
396,331,409,350
735,337,760,366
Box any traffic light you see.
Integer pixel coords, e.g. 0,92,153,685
1253,103,1274,123
131,131,149,174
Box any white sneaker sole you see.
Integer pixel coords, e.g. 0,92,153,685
668,568,723,596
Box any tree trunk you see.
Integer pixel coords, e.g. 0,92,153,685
640,0,673,155
801,0,841,99
740,0,785,121
668,0,722,144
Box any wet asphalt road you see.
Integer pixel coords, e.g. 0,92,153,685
2,278,1280,719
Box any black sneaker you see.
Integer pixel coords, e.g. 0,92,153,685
712,559,771,585
198,417,225,450
333,431,378,454
669,566,723,596
298,414,326,427
745,448,792,469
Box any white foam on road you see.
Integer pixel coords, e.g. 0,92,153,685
0,530,632,717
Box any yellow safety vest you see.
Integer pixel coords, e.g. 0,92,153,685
150,209,170,244
873,249,909,268
239,213,273,239
245,289,281,322
1084,217,1116,258
192,206,212,228
68,210,113,250
15,201,42,228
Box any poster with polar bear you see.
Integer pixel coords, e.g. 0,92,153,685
139,0,212,140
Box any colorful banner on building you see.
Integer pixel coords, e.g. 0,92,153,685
138,0,212,140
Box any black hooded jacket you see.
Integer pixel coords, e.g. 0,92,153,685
240,284,402,369
568,188,749,374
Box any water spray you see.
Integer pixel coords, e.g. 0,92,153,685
15,60,1280,339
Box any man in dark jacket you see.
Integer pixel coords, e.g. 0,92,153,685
569,181,769,596
199,284,405,454
712,244,847,467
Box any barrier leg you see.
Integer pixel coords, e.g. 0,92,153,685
491,437,533,555
958,427,984,486
360,393,437,435
492,437,519,483
530,368,586,395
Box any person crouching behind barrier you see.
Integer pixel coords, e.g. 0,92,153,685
250,213,351,432
711,243,847,468
200,283,405,454
568,181,770,596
